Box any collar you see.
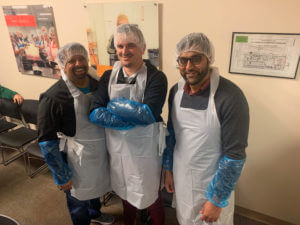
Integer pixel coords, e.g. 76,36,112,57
122,67,137,83
117,62,147,84
183,76,210,96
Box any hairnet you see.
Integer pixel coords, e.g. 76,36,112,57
56,42,89,69
48,27,56,36
114,24,146,52
176,33,215,64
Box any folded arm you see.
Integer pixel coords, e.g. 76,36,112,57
90,107,135,130
107,97,155,125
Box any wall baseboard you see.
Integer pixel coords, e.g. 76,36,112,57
235,206,295,225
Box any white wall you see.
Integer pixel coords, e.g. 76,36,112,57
0,0,299,224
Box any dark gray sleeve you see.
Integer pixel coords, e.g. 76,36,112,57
38,95,59,142
215,77,249,160
90,70,111,112
162,84,178,170
143,70,168,122
166,84,178,133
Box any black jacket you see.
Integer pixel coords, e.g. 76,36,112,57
38,75,98,142
90,60,168,122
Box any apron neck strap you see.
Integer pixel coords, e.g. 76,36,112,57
61,70,82,98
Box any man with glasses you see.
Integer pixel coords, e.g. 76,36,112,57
163,33,249,225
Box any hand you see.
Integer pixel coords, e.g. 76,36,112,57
164,170,175,193
200,201,222,223
57,180,72,191
13,94,24,105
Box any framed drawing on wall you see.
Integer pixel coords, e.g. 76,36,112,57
229,32,300,79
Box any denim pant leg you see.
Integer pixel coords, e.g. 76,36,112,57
88,198,102,219
65,191,101,225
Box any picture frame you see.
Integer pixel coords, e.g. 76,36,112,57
3,5,61,79
229,32,300,79
84,1,159,76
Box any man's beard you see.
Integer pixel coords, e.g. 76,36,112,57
182,64,209,86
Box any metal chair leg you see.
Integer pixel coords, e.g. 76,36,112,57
29,164,48,178
3,150,26,166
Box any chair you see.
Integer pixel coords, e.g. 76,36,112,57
0,99,37,166
0,98,23,164
0,99,21,120
0,118,17,133
26,142,48,178
0,99,20,135
0,109,17,164
20,99,48,178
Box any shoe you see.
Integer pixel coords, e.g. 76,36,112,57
91,213,115,225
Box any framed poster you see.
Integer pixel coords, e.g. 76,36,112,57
3,5,60,79
229,32,300,79
84,1,159,76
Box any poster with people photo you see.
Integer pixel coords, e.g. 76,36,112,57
84,1,159,76
3,5,60,79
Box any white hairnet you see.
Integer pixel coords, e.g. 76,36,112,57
56,42,89,69
114,24,146,52
176,33,215,64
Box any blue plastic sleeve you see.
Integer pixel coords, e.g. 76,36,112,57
107,97,156,125
89,107,135,130
205,155,245,207
162,127,176,171
39,140,72,185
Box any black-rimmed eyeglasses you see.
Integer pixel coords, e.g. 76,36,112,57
177,54,204,66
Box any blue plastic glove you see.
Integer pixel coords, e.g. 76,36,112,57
107,97,155,125
39,139,72,185
205,155,245,207
89,107,135,130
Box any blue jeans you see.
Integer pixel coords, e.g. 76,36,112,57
65,191,101,225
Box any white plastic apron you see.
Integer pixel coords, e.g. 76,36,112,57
106,61,162,209
172,68,234,225
60,72,111,201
